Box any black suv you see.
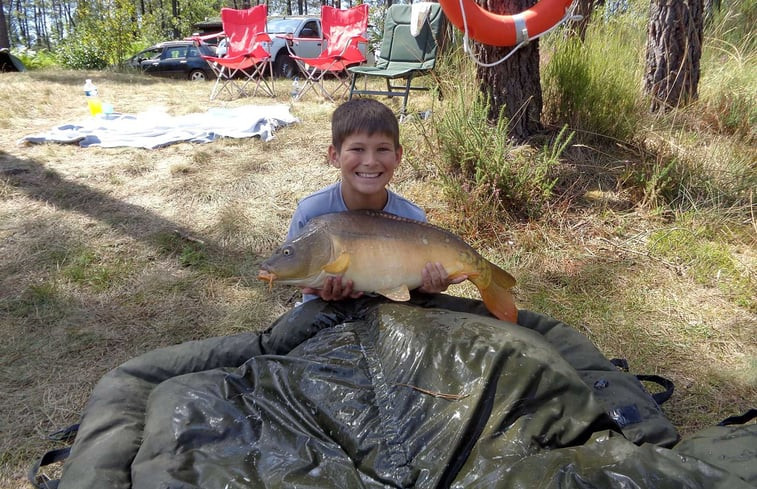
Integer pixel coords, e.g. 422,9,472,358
129,41,215,81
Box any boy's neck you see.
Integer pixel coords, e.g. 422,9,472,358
341,185,388,211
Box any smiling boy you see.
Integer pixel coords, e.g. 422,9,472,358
287,98,464,302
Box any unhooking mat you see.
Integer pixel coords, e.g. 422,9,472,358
19,104,298,149
37,295,756,489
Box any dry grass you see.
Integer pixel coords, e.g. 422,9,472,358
0,70,755,489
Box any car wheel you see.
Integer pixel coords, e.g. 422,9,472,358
274,54,298,79
189,70,207,81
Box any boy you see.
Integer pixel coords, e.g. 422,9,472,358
287,98,465,302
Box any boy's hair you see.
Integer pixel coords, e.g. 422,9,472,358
331,99,400,151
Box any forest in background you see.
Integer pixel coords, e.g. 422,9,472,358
1,0,364,68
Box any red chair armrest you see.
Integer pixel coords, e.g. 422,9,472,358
189,31,226,43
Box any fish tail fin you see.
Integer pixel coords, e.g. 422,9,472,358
472,264,518,324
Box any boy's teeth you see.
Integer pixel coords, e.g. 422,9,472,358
357,172,380,178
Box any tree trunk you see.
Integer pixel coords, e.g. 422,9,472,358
573,0,596,41
476,0,542,141
171,0,180,39
643,0,704,112
0,0,11,49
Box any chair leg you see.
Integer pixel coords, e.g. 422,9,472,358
268,61,276,97
293,64,321,101
348,73,357,101
401,76,413,115
330,71,352,101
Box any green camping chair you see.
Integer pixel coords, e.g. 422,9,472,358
348,3,445,114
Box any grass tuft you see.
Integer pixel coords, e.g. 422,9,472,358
542,14,646,143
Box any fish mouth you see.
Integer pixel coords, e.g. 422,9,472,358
257,269,277,289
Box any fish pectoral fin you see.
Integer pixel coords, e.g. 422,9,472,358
447,271,469,282
322,253,350,274
377,284,411,302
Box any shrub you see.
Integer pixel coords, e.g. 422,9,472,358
432,89,572,222
541,7,646,142
57,0,140,69
12,48,59,69
57,37,110,70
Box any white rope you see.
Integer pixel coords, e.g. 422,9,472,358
458,0,582,68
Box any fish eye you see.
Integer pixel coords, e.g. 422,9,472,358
282,246,293,256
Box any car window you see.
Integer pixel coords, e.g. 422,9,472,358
267,18,301,34
187,45,199,57
301,21,320,38
140,48,162,60
197,44,215,56
162,46,188,59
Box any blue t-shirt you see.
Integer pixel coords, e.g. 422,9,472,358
286,182,426,240
286,182,426,303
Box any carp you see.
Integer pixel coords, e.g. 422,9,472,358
258,210,518,323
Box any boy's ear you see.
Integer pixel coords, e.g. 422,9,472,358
328,145,340,168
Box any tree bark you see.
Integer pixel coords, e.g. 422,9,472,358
643,0,704,112
0,0,11,48
573,0,596,41
476,0,542,141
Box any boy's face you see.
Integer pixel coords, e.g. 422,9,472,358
329,131,402,206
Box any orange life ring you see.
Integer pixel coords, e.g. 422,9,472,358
438,0,573,47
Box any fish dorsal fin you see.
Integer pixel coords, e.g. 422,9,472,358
322,252,350,274
377,284,411,302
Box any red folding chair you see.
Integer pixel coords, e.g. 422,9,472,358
285,5,369,101
197,5,275,100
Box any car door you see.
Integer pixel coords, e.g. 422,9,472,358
143,45,189,79
293,20,323,58
132,47,162,69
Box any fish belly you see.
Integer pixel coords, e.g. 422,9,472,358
334,235,468,293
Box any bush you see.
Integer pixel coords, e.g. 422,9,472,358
57,37,110,70
57,0,140,70
432,90,572,222
542,8,646,142
12,48,59,69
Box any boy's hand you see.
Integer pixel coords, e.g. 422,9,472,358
302,276,363,301
418,262,467,294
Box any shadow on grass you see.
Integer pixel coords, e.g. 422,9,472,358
0,149,254,274
28,68,170,89
0,149,281,473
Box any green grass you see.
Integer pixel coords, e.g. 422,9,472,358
1,281,66,320
60,249,129,291
648,214,756,311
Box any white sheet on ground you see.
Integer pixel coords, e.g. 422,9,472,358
19,104,298,149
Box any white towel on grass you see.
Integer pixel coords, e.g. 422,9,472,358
20,105,298,149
